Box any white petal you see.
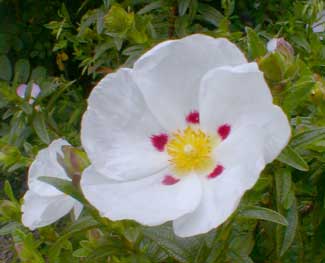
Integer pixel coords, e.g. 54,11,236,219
81,165,202,226
233,105,291,163
16,84,27,98
28,139,71,196
73,201,83,220
173,126,266,237
133,34,247,131
199,63,290,163
173,167,247,237
266,38,278,52
21,190,75,230
31,83,41,99
81,68,168,181
313,11,325,33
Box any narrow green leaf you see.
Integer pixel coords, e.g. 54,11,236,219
32,113,50,144
38,176,84,203
228,251,254,263
246,27,267,60
4,180,18,203
277,146,309,171
290,127,325,148
280,199,298,256
48,216,99,261
283,83,314,113
96,9,105,34
0,222,22,236
143,224,202,263
197,3,223,27
0,55,12,81
13,59,30,85
178,0,191,16
138,1,162,15
222,0,235,17
275,169,292,208
240,206,288,226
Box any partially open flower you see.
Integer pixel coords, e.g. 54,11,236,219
266,38,294,59
22,139,83,230
16,83,41,104
80,34,290,237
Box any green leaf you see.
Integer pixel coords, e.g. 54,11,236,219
275,169,292,208
228,251,254,263
4,180,18,203
178,0,191,16
104,5,134,36
73,247,91,257
240,206,288,226
277,146,309,171
283,82,314,113
246,27,267,60
290,127,325,148
13,59,30,85
30,66,47,84
0,33,10,54
137,1,162,15
0,55,12,81
259,52,285,81
48,216,99,261
0,222,22,236
32,113,50,144
280,199,298,256
222,0,235,17
197,3,223,27
143,224,202,263
38,176,84,202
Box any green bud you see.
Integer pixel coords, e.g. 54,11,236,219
87,228,102,243
57,146,90,185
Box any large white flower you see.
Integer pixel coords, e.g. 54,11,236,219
22,139,83,230
80,34,291,237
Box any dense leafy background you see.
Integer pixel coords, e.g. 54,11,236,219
0,0,325,262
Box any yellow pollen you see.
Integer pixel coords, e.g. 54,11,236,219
167,127,216,175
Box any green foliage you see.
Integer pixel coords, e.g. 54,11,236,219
0,0,325,262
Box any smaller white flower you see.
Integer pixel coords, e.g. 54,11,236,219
313,11,325,34
16,83,41,104
22,139,83,230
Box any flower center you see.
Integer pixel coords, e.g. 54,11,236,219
167,127,217,175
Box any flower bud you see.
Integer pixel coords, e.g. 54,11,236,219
87,228,102,242
267,38,294,60
16,83,41,104
57,146,90,185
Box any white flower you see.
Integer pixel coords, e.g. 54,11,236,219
16,83,41,104
313,11,325,34
22,139,83,230
80,34,291,237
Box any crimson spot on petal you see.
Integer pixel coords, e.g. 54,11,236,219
151,133,168,151
186,110,200,124
218,124,231,140
207,165,224,179
162,175,180,185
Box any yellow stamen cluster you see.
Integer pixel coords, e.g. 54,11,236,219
167,127,216,174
